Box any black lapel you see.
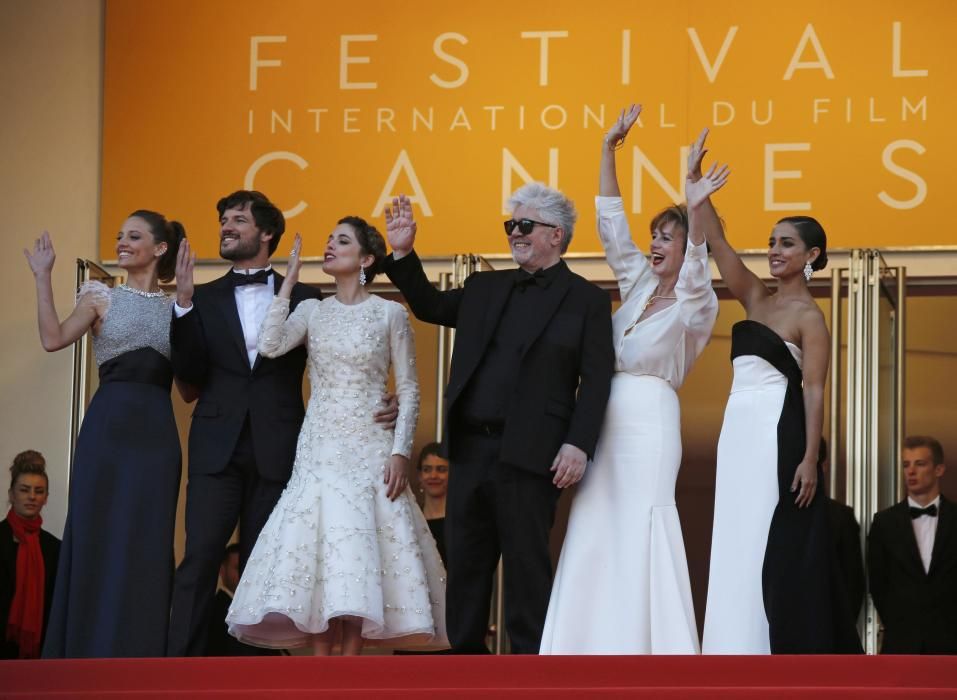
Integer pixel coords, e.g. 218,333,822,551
891,500,928,577
929,496,954,576
213,274,250,368
516,262,574,359
250,271,283,374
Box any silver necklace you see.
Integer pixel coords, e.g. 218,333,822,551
118,284,166,298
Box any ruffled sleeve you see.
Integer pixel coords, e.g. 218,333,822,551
76,280,112,318
596,196,654,303
387,302,420,458
257,297,318,358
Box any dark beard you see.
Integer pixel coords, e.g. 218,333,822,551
220,236,261,262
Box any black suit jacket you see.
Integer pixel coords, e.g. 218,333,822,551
171,271,322,481
0,519,60,659
867,495,957,654
386,251,614,474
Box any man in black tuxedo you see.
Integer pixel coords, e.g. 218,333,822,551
166,190,322,656
868,435,957,654
383,186,614,653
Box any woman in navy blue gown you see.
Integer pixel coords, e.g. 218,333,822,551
24,212,185,657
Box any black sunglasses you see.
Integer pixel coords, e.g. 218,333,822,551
503,218,559,236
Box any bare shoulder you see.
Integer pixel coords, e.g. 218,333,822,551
795,300,829,358
797,300,827,333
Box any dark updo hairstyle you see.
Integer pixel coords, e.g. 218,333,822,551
416,442,443,471
777,216,828,271
9,450,48,492
216,190,285,255
338,215,387,284
128,209,186,283
649,204,689,248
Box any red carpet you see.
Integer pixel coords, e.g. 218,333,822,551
2,655,955,698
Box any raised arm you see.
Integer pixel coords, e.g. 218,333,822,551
277,232,302,301
256,233,315,358
600,104,640,197
24,231,102,351
791,310,830,508
384,194,464,327
674,235,719,346
685,128,730,249
170,237,209,388
257,296,316,358
679,131,728,338
686,130,767,310
597,104,654,300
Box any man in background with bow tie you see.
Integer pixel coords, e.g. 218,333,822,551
383,184,614,653
868,435,957,654
165,190,396,656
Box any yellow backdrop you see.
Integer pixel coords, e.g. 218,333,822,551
101,0,953,260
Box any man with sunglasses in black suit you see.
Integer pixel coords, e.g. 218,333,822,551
383,185,614,654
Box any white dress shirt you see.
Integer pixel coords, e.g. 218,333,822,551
174,267,275,368
908,494,940,574
596,196,718,389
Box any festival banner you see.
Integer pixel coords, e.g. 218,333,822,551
101,0,953,259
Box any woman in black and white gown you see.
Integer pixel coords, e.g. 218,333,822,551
540,106,723,654
700,144,861,654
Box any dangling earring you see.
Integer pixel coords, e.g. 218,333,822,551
359,266,367,286
803,261,813,281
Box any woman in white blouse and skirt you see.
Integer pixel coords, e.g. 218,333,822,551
540,105,727,654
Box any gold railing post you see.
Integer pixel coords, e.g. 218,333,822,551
435,272,452,442
895,266,906,503
829,266,842,498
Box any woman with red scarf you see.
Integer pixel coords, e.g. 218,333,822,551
0,450,60,659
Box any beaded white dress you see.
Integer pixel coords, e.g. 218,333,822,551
227,294,447,649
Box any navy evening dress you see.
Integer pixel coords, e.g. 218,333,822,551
42,282,180,658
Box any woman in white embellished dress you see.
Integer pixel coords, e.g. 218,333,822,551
227,216,447,655
540,105,724,654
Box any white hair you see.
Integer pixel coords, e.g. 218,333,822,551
507,182,577,253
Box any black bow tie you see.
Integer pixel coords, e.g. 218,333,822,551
910,504,938,519
229,269,271,287
515,268,548,289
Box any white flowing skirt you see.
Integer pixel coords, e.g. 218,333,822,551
540,373,699,654
227,406,447,650
702,355,785,654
